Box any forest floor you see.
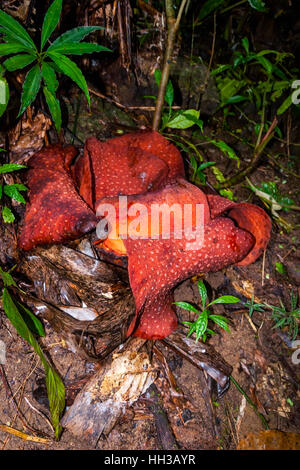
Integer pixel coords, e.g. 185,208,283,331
0,80,299,450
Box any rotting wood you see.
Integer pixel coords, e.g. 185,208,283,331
161,328,233,388
18,243,135,360
61,337,155,445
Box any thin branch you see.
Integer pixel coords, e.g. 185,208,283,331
152,0,189,131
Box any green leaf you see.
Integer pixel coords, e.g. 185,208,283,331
3,288,32,341
272,317,287,329
42,62,59,93
197,280,207,309
241,37,249,54
272,65,288,81
209,314,231,333
256,56,273,75
0,266,17,287
211,64,231,76
223,95,248,105
18,64,42,117
167,109,200,129
0,43,34,56
206,328,217,336
198,162,216,171
2,288,65,438
0,185,2,199
3,184,27,203
165,80,174,107
48,26,104,49
47,52,90,106
208,139,240,167
47,42,111,55
173,301,199,315
248,0,268,12
195,311,208,342
198,0,226,20
3,54,36,72
43,86,61,133
270,81,290,102
290,290,298,311
216,77,246,103
183,321,196,335
256,49,281,57
275,262,286,275
233,52,247,68
16,302,45,337
277,93,293,115
0,9,36,50
2,206,14,223
46,366,65,439
208,295,240,306
41,0,63,50
0,163,27,174
154,69,161,87
291,321,298,341
0,76,9,118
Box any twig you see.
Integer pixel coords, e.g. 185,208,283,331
235,395,247,439
152,0,189,131
201,11,217,105
0,425,50,444
88,85,180,111
24,397,54,434
242,311,258,333
261,249,266,287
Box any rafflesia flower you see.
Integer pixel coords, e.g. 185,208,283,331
19,131,271,340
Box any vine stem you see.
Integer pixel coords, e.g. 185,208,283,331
152,0,188,131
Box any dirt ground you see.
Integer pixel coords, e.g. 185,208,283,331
0,220,299,450
0,52,300,451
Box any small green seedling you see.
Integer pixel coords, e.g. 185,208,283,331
0,155,27,223
174,280,240,342
266,290,300,340
243,295,266,317
243,290,300,340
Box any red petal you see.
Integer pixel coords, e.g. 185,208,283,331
207,194,271,265
104,182,255,339
109,130,185,179
18,145,97,251
228,203,271,265
77,131,185,210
